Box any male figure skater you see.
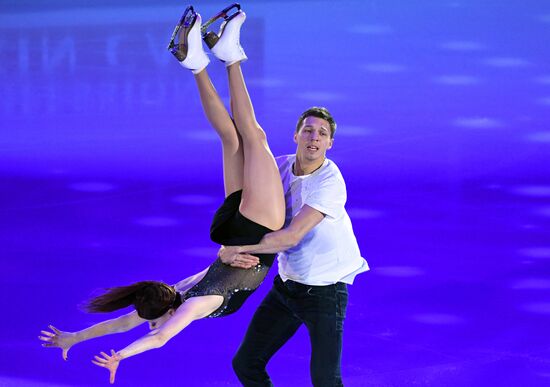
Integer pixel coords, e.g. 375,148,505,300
219,106,369,387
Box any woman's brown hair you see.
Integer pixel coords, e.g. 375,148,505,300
84,281,182,320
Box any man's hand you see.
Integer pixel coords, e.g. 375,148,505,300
218,246,259,268
39,325,76,361
92,350,122,384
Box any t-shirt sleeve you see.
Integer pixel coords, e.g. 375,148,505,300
304,175,346,219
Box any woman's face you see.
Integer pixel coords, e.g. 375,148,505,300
148,309,174,330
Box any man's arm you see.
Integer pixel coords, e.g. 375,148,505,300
218,205,325,268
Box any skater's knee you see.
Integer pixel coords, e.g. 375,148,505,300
232,349,263,377
237,122,266,143
253,125,267,141
220,132,241,152
232,350,249,375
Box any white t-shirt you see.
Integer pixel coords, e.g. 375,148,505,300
276,154,369,286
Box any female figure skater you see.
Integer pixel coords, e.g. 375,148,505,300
39,5,285,384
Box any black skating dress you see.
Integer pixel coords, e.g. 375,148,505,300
182,190,276,317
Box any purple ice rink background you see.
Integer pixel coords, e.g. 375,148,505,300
1,0,550,386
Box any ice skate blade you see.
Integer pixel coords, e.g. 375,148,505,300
201,3,241,49
167,5,197,62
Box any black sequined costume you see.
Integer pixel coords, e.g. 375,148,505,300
182,190,275,317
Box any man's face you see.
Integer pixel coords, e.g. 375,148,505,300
294,116,334,162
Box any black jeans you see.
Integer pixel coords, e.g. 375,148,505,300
233,275,348,387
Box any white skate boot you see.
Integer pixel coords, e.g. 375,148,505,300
201,3,247,66
167,6,210,74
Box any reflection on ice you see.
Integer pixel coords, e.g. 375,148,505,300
535,76,550,85
440,41,485,51
411,313,464,325
511,278,550,290
296,91,345,102
337,126,373,137
172,194,218,205
349,24,393,35
534,206,550,217
518,247,550,259
134,216,180,227
361,63,406,73
247,78,284,88
510,186,550,197
483,57,531,68
453,117,502,129
375,266,424,278
433,75,479,85
526,132,550,143
0,376,71,387
521,302,550,315
347,208,383,219
68,182,116,192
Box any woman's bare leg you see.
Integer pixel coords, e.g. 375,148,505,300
194,69,244,197
226,63,285,230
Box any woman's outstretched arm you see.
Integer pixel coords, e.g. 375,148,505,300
40,268,209,361
92,295,222,384
39,311,146,360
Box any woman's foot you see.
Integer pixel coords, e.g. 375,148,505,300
168,6,210,74
204,10,247,66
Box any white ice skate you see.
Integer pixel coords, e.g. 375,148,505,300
201,3,247,66
167,6,210,74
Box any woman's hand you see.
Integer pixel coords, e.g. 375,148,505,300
92,350,122,384
218,246,259,268
39,325,76,360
